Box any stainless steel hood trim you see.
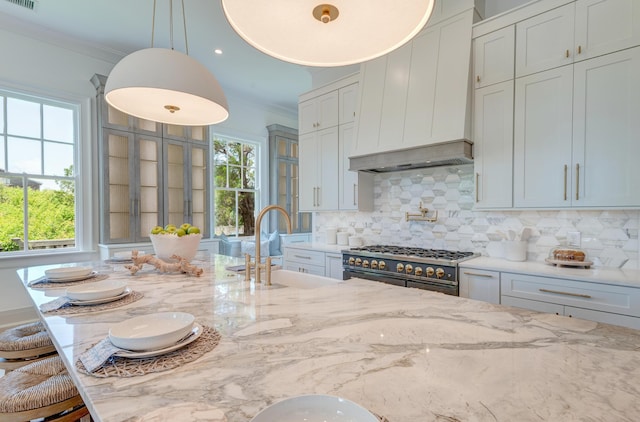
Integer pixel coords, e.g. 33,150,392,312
349,140,473,173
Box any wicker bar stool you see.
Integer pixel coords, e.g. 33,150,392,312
0,354,89,422
0,321,57,372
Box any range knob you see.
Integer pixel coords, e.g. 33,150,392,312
436,268,445,279
363,260,370,268
378,261,386,270
355,258,362,267
426,267,435,277
371,260,378,269
396,263,404,273
414,267,423,276
405,264,413,274
348,257,355,265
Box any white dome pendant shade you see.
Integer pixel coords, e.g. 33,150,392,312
104,48,229,126
221,0,436,67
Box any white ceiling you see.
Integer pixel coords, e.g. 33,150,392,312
0,0,333,114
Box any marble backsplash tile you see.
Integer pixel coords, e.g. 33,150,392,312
314,164,640,269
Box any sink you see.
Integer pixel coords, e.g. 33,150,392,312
269,269,342,289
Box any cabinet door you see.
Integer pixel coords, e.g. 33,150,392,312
101,129,162,244
460,269,500,304
514,66,573,208
515,3,575,77
473,80,514,209
316,127,339,210
339,123,358,210
572,47,640,207
378,42,412,151
299,99,318,135
325,253,344,280
164,140,187,226
339,83,358,124
298,132,318,211
316,91,340,130
574,0,640,61
501,295,565,315
353,56,386,156
473,26,515,88
189,143,209,235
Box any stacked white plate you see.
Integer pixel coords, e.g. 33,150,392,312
65,280,129,305
45,266,94,282
109,312,196,353
250,395,378,422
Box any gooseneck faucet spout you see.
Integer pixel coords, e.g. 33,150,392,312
245,205,292,285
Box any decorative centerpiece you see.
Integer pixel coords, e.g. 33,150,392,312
149,223,202,262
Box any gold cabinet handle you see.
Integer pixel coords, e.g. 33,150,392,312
317,186,320,207
563,165,568,201
565,49,570,58
463,272,493,278
539,288,591,299
476,75,480,83
475,173,479,202
293,255,312,260
575,163,580,201
577,45,582,54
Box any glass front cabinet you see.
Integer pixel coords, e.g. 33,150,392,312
92,74,210,244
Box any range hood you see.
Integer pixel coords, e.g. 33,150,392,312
349,139,473,173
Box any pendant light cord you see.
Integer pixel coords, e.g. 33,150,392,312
149,0,188,54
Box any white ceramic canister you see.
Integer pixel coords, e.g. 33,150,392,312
325,228,337,244
336,232,349,246
504,240,527,262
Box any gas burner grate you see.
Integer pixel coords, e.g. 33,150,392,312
350,245,475,261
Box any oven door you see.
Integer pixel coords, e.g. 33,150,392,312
407,280,458,296
343,269,407,287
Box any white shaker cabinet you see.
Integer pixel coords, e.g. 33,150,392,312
515,3,575,78
339,123,373,211
298,91,339,135
516,0,640,78
299,127,339,211
515,47,640,208
338,83,358,125
459,269,500,304
473,81,514,209
473,26,515,88
513,65,574,208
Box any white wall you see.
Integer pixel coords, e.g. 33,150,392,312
0,21,298,324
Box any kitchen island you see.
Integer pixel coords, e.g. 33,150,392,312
16,253,640,421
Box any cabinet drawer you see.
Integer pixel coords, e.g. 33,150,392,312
284,248,326,266
501,273,640,317
283,263,325,277
460,269,500,304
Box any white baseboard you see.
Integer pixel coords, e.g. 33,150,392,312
0,307,38,330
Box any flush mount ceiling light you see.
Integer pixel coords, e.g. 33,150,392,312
221,0,435,67
105,0,229,126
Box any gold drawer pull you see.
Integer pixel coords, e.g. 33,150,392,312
293,255,312,260
539,288,591,299
565,49,570,58
563,164,568,200
575,163,580,201
577,45,582,54
463,272,493,278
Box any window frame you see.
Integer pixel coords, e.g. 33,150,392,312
211,133,261,238
0,87,83,257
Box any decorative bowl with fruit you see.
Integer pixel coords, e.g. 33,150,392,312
149,223,202,262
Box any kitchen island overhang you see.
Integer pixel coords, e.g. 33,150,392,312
15,254,640,421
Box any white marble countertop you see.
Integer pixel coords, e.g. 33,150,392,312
461,256,640,288
16,253,640,421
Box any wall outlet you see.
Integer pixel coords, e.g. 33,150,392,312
567,231,581,247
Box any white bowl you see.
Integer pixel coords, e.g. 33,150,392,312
65,280,127,301
45,266,93,280
109,312,195,351
150,234,202,261
250,395,378,422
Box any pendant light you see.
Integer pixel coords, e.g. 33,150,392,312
105,0,229,126
221,0,436,67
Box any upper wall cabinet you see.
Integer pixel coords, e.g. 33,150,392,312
473,26,515,88
516,0,640,78
353,8,474,157
298,91,339,135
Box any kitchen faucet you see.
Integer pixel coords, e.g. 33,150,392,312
244,205,292,285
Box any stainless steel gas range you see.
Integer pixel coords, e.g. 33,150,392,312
342,245,477,296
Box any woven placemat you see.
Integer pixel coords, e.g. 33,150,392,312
28,273,110,289
42,291,144,316
76,325,221,378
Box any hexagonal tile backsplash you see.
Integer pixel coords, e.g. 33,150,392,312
314,164,639,269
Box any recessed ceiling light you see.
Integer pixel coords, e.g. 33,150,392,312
214,49,223,55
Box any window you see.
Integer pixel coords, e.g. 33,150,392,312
213,135,258,237
0,90,79,253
